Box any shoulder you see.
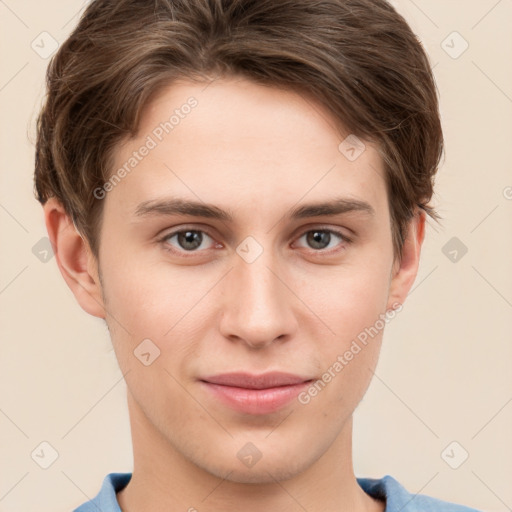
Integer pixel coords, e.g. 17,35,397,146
73,472,132,512
356,474,484,512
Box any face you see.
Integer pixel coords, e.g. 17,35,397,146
85,77,415,483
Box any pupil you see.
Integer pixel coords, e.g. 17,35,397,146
179,231,202,250
308,231,330,249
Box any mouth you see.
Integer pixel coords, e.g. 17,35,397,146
199,372,314,415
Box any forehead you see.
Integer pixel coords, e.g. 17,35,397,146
106,77,388,222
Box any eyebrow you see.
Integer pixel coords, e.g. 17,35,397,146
133,197,375,221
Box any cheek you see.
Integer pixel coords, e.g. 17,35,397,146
302,291,387,424
296,256,392,402
299,258,392,341
99,256,212,377
336,275,390,338
100,244,200,330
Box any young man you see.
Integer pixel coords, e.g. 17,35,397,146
34,0,482,510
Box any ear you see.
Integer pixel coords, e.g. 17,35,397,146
43,198,106,318
386,209,426,310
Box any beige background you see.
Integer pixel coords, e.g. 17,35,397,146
1,1,511,511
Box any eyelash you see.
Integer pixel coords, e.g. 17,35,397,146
158,225,352,257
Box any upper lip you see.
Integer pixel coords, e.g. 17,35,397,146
201,372,313,389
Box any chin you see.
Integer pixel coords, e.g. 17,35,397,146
198,452,312,485
213,465,299,485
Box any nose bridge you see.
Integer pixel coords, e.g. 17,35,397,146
237,253,281,309
219,240,296,347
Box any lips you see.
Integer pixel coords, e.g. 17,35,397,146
199,372,313,415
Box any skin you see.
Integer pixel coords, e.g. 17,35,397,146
44,76,425,512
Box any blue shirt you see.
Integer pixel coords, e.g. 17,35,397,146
73,472,483,511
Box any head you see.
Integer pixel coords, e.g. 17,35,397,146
35,0,442,483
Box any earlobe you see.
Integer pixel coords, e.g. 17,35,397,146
386,209,426,310
43,198,106,319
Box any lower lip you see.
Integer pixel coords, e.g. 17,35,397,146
200,381,310,415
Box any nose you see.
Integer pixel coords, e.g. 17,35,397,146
218,250,298,350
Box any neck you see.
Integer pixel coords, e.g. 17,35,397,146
117,390,384,512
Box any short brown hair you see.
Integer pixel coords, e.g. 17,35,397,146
34,0,443,261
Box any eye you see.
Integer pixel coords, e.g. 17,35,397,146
294,228,350,252
161,229,217,253
158,226,351,257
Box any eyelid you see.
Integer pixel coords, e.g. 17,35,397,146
292,225,352,254
157,225,219,256
158,224,217,241
295,224,352,242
